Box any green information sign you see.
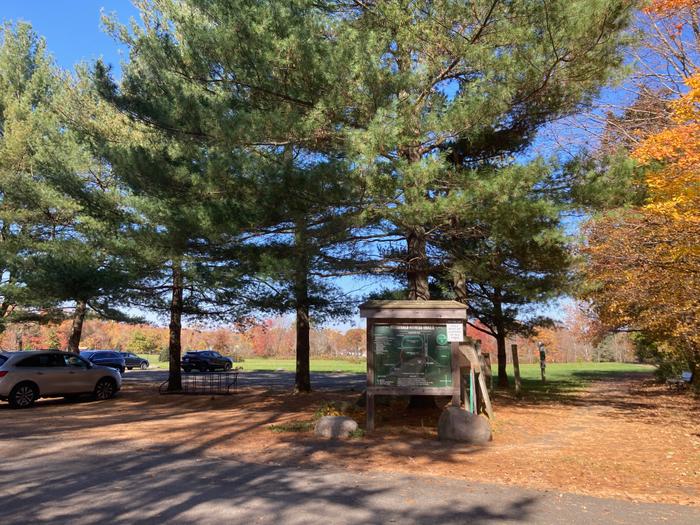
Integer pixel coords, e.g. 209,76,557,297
372,324,452,388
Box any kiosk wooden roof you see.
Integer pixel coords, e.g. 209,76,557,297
359,300,467,320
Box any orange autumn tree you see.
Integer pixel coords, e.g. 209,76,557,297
583,70,700,380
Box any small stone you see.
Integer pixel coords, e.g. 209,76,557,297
314,416,359,439
437,406,492,444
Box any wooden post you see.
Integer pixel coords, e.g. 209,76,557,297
460,342,494,419
451,341,461,407
538,342,546,383
366,391,375,432
469,367,476,413
366,319,375,431
511,343,522,397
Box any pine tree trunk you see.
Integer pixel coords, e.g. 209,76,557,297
493,293,509,387
168,262,184,392
295,299,311,393
294,226,312,393
407,226,430,300
0,300,12,334
67,300,87,353
452,272,468,305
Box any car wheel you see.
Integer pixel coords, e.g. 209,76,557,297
224,362,232,371
9,382,38,409
140,362,148,370
94,378,117,401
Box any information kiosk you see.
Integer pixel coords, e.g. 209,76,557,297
359,300,468,431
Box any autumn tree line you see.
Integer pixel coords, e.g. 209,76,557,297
0,1,696,392
2,319,367,361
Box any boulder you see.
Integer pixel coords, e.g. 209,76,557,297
437,406,492,444
314,416,359,439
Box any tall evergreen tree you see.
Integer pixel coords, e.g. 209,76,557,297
243,151,366,391
331,0,634,299
0,22,133,350
440,163,571,386
92,0,352,390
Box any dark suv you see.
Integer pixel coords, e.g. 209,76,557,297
80,350,126,374
119,352,150,370
181,351,233,373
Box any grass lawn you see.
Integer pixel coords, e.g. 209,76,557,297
491,361,655,400
137,354,653,389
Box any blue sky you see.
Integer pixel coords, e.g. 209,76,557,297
0,0,139,75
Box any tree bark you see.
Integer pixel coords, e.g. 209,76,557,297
452,272,468,305
295,298,311,393
407,226,430,300
67,300,87,353
294,226,312,393
167,262,184,392
493,292,509,387
511,343,522,396
0,300,12,334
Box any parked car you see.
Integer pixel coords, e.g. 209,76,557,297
119,352,149,370
0,351,121,408
181,350,233,373
80,350,126,374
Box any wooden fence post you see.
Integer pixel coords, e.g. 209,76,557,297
511,343,522,397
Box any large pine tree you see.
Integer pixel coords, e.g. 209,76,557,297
0,22,134,350
329,0,634,299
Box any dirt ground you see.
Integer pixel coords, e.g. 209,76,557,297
4,372,699,507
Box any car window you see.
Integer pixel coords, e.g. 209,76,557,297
107,352,120,358
64,354,90,369
212,352,222,358
0,355,7,366
16,354,66,367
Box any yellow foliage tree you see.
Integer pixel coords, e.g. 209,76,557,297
583,71,700,379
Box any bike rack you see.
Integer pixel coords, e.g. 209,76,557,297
159,370,240,395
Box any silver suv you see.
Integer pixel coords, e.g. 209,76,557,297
0,351,122,408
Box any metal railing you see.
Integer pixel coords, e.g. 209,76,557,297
159,370,239,395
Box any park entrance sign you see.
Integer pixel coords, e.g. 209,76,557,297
360,300,468,431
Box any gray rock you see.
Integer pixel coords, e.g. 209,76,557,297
314,416,359,439
437,406,492,444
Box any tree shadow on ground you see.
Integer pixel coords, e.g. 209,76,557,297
493,370,653,405
1,439,539,525
491,369,700,426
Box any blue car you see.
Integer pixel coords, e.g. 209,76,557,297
80,350,126,375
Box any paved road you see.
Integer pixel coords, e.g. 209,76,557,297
1,439,698,525
123,369,367,391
